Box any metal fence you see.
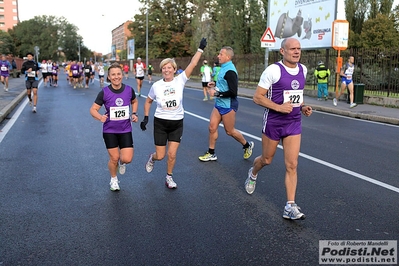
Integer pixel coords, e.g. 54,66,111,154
120,47,399,97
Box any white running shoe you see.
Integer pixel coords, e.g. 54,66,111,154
165,175,177,189
244,167,257,194
145,154,154,173
118,163,126,175
283,203,306,220
350,103,357,108
32,106,37,113
333,98,337,106
110,178,120,191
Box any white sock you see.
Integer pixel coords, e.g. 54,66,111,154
250,169,257,180
286,201,295,208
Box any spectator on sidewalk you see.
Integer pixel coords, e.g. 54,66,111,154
314,61,330,101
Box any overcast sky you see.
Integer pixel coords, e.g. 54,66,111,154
17,0,399,55
18,0,141,54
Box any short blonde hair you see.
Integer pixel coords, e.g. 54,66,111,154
160,58,177,70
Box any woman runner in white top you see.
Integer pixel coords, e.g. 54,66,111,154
140,38,207,189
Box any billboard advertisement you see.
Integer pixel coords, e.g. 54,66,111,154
268,0,337,50
127,39,135,60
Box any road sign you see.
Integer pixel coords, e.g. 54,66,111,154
260,27,275,48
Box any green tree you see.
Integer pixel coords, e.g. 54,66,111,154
345,0,369,34
0,31,16,55
392,4,399,30
10,15,89,61
245,0,268,54
360,13,399,48
346,0,399,48
193,0,267,56
130,0,194,59
190,0,217,57
370,0,394,18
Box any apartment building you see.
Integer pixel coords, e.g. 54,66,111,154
0,0,19,31
111,20,132,60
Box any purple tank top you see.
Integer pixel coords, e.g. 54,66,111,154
103,85,133,133
70,64,79,76
264,62,305,122
0,61,9,75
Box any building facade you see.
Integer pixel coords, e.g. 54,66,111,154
0,0,19,31
111,20,132,61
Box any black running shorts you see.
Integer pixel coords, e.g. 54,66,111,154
25,80,39,89
153,117,183,146
103,132,133,149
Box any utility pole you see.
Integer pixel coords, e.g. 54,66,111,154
77,38,81,62
34,46,40,62
146,0,149,68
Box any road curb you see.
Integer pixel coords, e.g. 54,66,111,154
0,77,43,123
0,89,26,123
185,84,399,125
309,104,399,125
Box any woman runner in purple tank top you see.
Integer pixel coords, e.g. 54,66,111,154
90,63,139,191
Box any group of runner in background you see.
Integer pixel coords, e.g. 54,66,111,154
61,60,153,92
63,60,97,89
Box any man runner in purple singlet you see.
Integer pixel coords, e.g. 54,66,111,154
244,38,312,220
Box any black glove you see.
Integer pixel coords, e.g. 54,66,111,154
140,116,148,131
199,38,207,50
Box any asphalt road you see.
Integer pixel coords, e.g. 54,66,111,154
0,75,398,265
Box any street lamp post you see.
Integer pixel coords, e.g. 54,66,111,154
34,46,40,62
77,38,81,62
58,46,62,62
146,0,149,68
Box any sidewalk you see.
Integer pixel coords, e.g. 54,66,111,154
1,74,398,125
0,75,30,123
183,78,399,126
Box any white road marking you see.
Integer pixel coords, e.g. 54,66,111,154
0,80,43,143
0,98,28,143
1,86,398,194
184,110,399,194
